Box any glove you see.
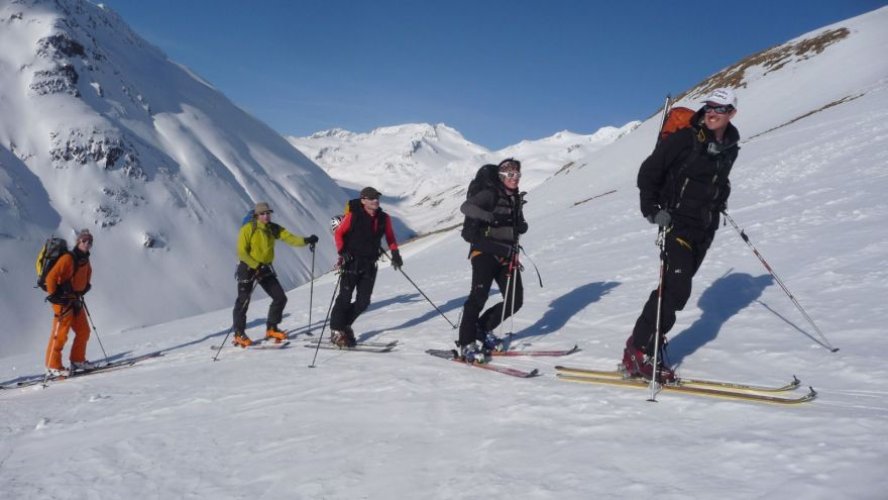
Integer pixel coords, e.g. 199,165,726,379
391,249,403,270
646,209,671,227
338,251,354,264
490,213,513,227
80,283,92,296
304,234,319,245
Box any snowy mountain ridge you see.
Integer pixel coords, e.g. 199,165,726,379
289,120,639,235
0,0,345,354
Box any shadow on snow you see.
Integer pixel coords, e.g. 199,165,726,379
510,281,621,343
667,271,773,367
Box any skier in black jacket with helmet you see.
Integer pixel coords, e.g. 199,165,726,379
458,158,528,363
624,88,741,382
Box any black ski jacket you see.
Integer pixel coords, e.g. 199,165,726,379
461,184,527,258
637,107,740,240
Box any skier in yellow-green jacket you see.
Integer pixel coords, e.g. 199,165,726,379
232,202,318,347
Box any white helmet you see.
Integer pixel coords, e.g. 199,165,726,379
330,215,343,232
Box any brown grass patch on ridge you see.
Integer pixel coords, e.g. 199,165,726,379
661,27,851,109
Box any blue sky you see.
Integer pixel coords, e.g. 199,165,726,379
102,0,886,149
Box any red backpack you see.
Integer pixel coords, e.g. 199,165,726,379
658,106,696,144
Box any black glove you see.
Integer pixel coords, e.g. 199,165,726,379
391,249,403,270
80,283,91,296
338,251,354,264
490,213,513,227
304,234,319,245
646,209,671,227
516,220,528,234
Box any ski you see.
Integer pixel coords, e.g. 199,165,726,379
556,373,817,405
304,339,398,353
491,344,580,357
2,351,165,390
426,349,540,378
211,340,291,350
555,365,802,393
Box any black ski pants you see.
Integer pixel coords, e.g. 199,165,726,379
330,259,378,331
233,261,287,334
631,231,711,354
458,252,523,346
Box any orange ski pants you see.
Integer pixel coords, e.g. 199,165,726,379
45,303,90,369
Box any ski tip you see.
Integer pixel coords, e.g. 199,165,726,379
830,347,840,353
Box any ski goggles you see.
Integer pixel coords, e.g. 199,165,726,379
703,104,734,114
499,171,521,180
79,237,93,245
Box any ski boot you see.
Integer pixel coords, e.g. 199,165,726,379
265,325,288,343
459,341,488,364
622,337,675,383
71,360,97,372
233,332,253,348
481,331,504,354
45,366,70,378
343,325,358,347
331,330,356,348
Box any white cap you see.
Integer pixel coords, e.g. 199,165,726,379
703,88,737,108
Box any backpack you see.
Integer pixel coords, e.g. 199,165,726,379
35,237,69,291
658,106,696,145
241,209,255,227
460,164,500,243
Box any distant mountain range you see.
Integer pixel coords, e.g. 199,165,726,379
288,122,639,236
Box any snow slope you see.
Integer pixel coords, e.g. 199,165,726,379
2,5,888,500
0,0,345,355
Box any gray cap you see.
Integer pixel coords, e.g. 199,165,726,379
254,202,273,215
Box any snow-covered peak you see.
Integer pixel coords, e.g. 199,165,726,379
0,0,345,354
288,120,637,235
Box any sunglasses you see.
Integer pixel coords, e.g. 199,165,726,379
703,104,734,114
79,238,93,245
258,211,272,216
499,171,521,180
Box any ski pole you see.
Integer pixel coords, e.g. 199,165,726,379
309,271,342,368
381,249,457,329
497,255,514,341
497,247,520,346
507,250,520,347
307,243,316,336
214,277,257,362
722,211,838,352
646,94,676,401
655,94,673,149
519,245,543,288
44,304,71,384
308,271,340,367
648,227,668,402
80,298,109,362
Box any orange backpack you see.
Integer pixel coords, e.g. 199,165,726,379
658,106,696,144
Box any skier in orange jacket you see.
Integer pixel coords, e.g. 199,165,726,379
44,229,94,376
